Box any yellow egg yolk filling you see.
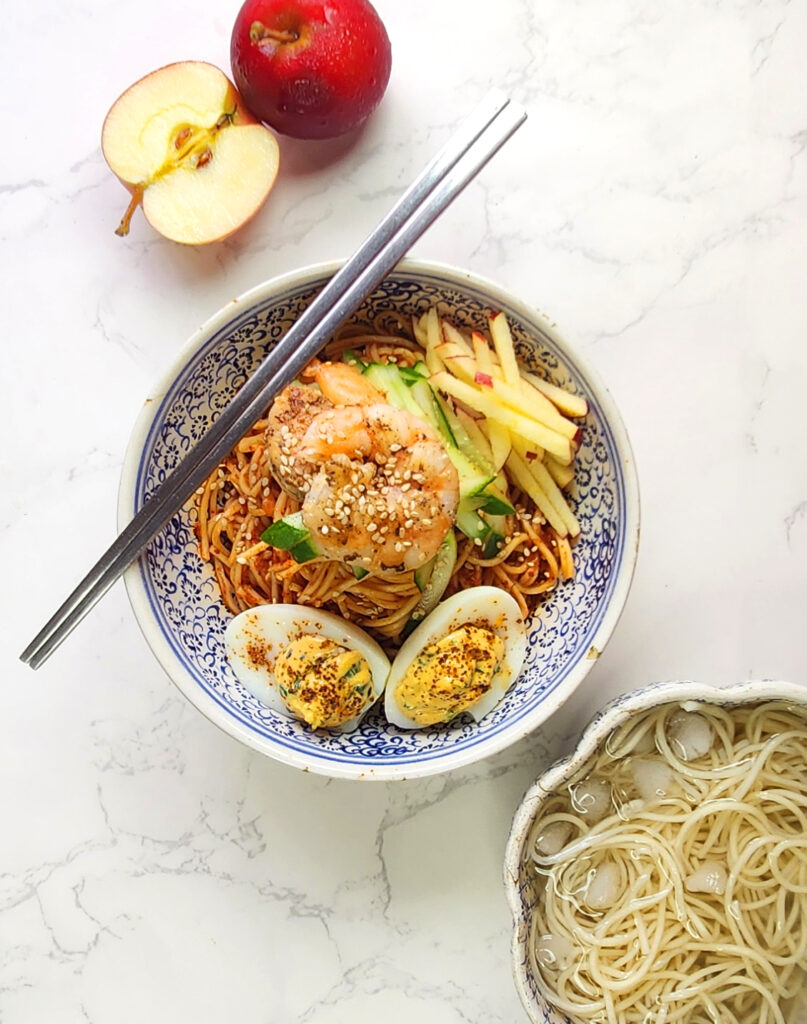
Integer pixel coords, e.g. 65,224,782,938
275,634,374,730
394,623,505,726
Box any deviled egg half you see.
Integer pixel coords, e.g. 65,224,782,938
225,604,390,732
385,586,528,729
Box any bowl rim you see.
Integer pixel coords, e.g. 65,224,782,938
503,677,807,1021
118,256,641,781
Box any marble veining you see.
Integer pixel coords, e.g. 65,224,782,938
2,0,806,1021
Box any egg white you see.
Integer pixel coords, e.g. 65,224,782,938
384,586,528,730
225,604,391,732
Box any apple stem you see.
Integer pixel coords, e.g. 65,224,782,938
115,186,144,237
249,21,299,45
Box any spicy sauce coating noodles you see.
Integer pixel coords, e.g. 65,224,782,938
193,316,576,645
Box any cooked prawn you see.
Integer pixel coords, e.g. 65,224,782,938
264,381,333,499
263,361,459,573
303,359,384,406
300,402,459,573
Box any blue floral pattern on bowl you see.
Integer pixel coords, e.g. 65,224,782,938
122,260,639,779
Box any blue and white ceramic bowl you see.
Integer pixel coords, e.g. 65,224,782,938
118,259,640,780
503,679,807,1023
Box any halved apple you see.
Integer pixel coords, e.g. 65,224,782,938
102,61,280,244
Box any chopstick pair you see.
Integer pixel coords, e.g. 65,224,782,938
21,91,527,669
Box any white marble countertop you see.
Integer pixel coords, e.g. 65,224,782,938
3,1,806,1021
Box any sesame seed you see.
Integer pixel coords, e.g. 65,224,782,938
367,523,377,533
321,525,330,535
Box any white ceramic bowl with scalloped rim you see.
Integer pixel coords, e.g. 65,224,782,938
504,678,807,1022
119,258,640,780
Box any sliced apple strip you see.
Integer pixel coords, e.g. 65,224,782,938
472,330,499,379
441,320,475,357
510,436,581,537
489,311,521,386
429,370,573,464
544,454,575,490
424,307,445,374
506,451,568,537
482,418,512,472
520,369,589,419
102,61,280,245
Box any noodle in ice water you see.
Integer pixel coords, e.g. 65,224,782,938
525,700,807,1024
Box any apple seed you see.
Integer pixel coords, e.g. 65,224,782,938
174,127,192,149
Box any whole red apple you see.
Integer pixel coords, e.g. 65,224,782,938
230,0,391,139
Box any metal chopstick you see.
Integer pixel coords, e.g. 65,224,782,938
20,93,526,669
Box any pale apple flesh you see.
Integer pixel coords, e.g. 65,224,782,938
101,61,280,244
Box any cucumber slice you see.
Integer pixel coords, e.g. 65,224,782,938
402,531,458,637
435,395,496,477
260,511,308,548
288,536,320,563
261,512,321,564
481,514,507,558
342,350,367,370
398,363,428,385
456,498,491,542
410,379,456,446
362,363,422,416
478,484,515,516
408,380,494,497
